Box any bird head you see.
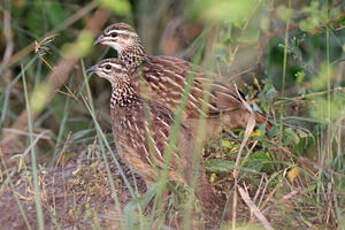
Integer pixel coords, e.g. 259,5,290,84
94,23,139,55
86,58,130,86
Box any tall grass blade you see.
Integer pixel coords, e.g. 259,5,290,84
279,0,291,143
1,56,38,128
22,64,45,230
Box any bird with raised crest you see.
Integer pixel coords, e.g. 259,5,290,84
94,22,270,139
86,58,223,227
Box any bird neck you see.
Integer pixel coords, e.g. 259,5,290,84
111,80,139,108
120,41,146,69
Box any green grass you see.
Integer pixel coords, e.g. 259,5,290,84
22,64,45,230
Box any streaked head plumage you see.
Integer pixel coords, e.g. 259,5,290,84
94,23,139,53
86,58,129,84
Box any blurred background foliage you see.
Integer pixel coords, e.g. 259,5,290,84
2,0,342,143
0,0,345,229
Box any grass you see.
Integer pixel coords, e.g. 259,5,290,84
22,64,44,230
0,0,345,229
279,0,291,144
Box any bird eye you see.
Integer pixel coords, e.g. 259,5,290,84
105,64,111,70
111,32,118,38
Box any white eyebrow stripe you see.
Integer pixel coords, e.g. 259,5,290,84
106,62,122,70
106,29,138,37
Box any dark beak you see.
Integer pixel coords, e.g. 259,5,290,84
94,34,104,45
86,65,97,74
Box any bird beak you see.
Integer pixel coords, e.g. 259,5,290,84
86,65,97,74
94,34,104,45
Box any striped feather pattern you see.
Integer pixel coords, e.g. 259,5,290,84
142,55,243,117
111,90,191,185
89,58,225,224
96,23,270,132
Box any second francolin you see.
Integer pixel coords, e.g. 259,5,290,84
86,58,221,225
94,22,270,138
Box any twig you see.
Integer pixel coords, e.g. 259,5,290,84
240,140,258,169
325,181,332,225
55,131,72,167
267,140,345,179
273,87,345,105
0,1,14,70
282,189,300,201
20,130,50,188
238,185,274,230
2,128,51,140
259,167,290,211
232,84,256,230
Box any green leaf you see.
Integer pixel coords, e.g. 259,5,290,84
245,151,272,172
123,183,158,229
205,159,235,173
284,128,300,145
294,71,306,85
307,183,317,191
100,0,132,15
221,140,232,149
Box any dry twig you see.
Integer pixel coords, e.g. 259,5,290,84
0,0,14,70
238,185,274,230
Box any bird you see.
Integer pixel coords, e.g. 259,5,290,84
86,58,222,225
94,22,270,139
